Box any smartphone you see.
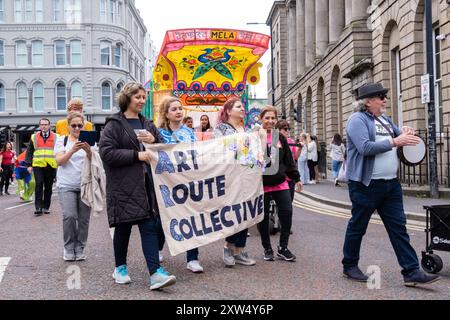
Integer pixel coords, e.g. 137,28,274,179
79,130,96,146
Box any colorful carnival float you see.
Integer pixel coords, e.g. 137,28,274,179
151,28,270,129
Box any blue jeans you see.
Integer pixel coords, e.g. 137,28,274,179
298,159,309,184
159,230,199,262
114,217,162,275
226,229,248,248
342,179,419,276
332,160,343,179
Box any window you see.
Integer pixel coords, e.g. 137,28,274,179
16,41,28,67
71,40,81,65
32,40,44,66
0,83,5,112
102,82,111,110
434,26,443,133
0,0,5,23
128,52,133,74
17,82,28,112
117,1,122,25
71,81,82,99
0,40,4,66
116,82,123,93
109,0,116,23
56,82,67,111
35,0,44,22
64,0,81,24
53,0,61,22
55,40,66,65
14,0,23,22
100,0,107,23
100,41,111,66
25,0,32,22
33,81,44,112
134,22,138,43
114,44,121,68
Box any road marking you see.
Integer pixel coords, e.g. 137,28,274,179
5,202,34,211
293,201,424,232
0,257,11,283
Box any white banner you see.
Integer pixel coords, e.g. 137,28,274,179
146,132,265,256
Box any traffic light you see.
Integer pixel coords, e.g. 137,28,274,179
294,105,302,123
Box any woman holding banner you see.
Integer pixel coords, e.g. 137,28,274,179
99,82,176,290
156,96,205,274
258,106,302,262
213,97,257,268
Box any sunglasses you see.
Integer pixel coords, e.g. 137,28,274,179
282,127,290,131
376,94,388,100
70,124,83,129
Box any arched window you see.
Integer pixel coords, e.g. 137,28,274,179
56,82,67,111
116,82,123,93
71,81,82,99
32,40,44,66
100,41,111,66
17,82,28,112
16,40,28,67
114,43,122,67
0,83,5,112
33,81,44,112
55,40,66,65
71,40,82,66
101,82,111,110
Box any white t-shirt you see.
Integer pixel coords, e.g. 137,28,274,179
55,136,86,189
372,117,398,180
307,142,318,162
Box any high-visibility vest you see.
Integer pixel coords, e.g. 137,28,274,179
31,132,57,168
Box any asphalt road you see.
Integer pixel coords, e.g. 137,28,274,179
0,186,449,300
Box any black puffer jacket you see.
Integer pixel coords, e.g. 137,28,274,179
263,133,300,187
99,112,163,227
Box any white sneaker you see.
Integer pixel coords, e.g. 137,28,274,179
159,251,164,263
112,265,131,284
187,260,204,273
309,180,316,185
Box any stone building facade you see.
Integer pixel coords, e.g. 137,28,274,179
0,0,154,150
267,0,450,186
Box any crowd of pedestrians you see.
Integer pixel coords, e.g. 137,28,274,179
0,81,441,290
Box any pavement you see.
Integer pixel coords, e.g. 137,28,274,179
300,179,450,222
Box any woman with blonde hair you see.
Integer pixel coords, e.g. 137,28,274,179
99,82,176,290
156,96,204,273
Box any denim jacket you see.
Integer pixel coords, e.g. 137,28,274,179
346,111,401,186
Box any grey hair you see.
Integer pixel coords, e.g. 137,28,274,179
353,98,370,112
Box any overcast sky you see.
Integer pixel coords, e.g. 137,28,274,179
135,0,275,99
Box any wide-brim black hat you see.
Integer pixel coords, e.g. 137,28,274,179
357,83,389,99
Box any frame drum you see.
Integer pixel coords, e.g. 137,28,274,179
397,136,426,166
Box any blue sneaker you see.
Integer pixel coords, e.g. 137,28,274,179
112,265,131,284
150,269,176,290
157,266,170,276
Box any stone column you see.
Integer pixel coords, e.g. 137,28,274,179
329,0,345,43
305,0,315,68
345,0,352,26
287,1,297,84
351,0,371,22
315,0,329,58
296,0,305,76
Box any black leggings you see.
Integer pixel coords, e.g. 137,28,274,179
257,189,293,250
307,160,316,181
0,165,13,192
